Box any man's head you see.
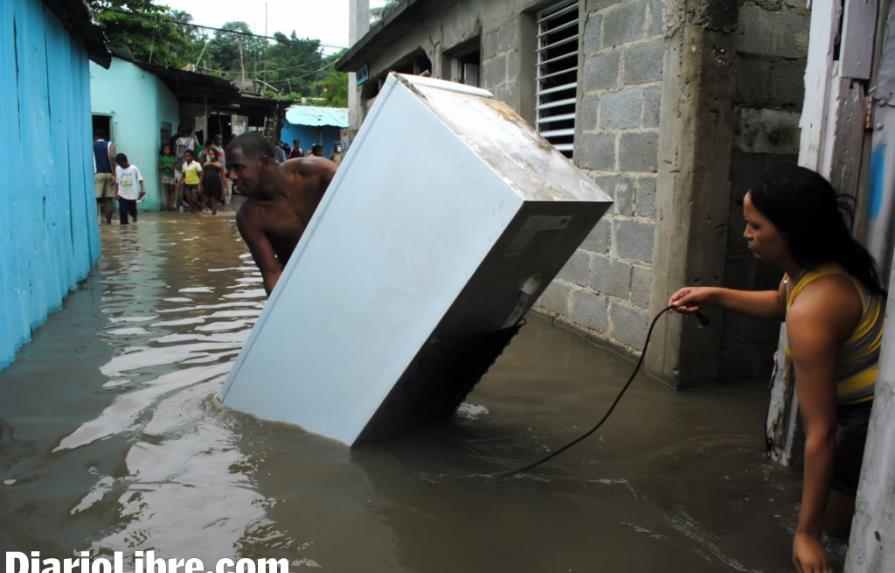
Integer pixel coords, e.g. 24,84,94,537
94,129,106,141
184,149,194,163
293,139,300,147
115,153,129,168
226,132,278,196
214,134,223,146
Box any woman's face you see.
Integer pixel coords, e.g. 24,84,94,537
743,192,789,263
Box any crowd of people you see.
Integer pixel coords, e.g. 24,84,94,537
93,126,345,226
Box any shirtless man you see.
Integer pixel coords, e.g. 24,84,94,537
227,132,337,295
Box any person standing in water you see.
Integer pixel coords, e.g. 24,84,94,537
200,146,226,215
226,132,337,295
180,149,203,213
158,144,176,211
669,166,886,573
114,153,145,225
93,129,116,224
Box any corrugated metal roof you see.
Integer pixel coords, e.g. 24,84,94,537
285,106,349,128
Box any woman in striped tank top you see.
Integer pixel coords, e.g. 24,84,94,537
669,166,886,573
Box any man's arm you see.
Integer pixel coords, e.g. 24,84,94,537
108,143,117,184
236,206,283,296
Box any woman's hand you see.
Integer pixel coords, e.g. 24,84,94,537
668,286,716,313
793,532,831,573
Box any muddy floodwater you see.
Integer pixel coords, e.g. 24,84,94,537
0,210,810,572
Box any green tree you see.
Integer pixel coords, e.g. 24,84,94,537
93,0,203,68
310,51,349,107
259,33,323,98
202,21,269,78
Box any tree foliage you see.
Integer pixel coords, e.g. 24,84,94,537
92,0,348,107
93,0,202,68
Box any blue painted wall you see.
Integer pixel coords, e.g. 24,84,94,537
90,58,180,211
280,124,343,158
0,0,100,369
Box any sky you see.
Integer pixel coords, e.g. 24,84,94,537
162,0,390,53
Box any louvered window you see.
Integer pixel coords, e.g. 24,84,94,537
536,0,579,158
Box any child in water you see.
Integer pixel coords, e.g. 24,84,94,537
114,153,145,225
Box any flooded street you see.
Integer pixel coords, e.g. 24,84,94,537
0,210,806,572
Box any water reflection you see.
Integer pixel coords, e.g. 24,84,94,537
0,211,804,571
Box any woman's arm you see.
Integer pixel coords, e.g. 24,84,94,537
787,291,840,573
669,282,786,321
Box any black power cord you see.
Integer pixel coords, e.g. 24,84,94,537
498,305,710,478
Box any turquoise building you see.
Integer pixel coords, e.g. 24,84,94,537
0,0,109,368
281,106,348,158
90,57,180,212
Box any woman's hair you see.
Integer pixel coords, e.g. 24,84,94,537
206,146,218,160
748,166,886,295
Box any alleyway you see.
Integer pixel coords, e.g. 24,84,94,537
0,211,812,572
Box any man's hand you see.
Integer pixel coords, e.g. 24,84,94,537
793,532,832,573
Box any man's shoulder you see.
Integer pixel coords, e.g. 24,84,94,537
286,156,337,178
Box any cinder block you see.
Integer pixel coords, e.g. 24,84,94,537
630,264,652,308
580,218,612,253
538,279,574,316
610,302,649,350
649,0,664,36
577,133,617,171
584,13,603,54
570,289,610,332
482,30,498,60
558,249,594,287
579,93,600,131
635,176,657,218
494,81,518,107
734,108,801,155
619,131,658,172
583,51,620,91
590,255,632,298
642,86,661,127
484,54,507,88
507,50,518,78
623,39,664,84
498,20,519,52
736,5,808,59
599,89,645,129
735,57,773,107
603,1,646,47
588,0,624,11
594,175,635,215
770,59,807,106
615,218,655,263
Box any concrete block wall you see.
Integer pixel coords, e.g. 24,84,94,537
536,0,664,354
481,19,521,107
720,0,809,382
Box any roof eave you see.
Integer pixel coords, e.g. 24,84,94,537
335,0,420,72
44,0,112,68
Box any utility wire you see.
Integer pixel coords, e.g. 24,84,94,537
498,306,710,478
95,6,348,50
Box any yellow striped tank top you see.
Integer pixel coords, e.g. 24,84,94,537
785,263,884,405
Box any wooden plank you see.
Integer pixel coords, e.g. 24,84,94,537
840,0,879,80
820,72,869,198
798,0,841,170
